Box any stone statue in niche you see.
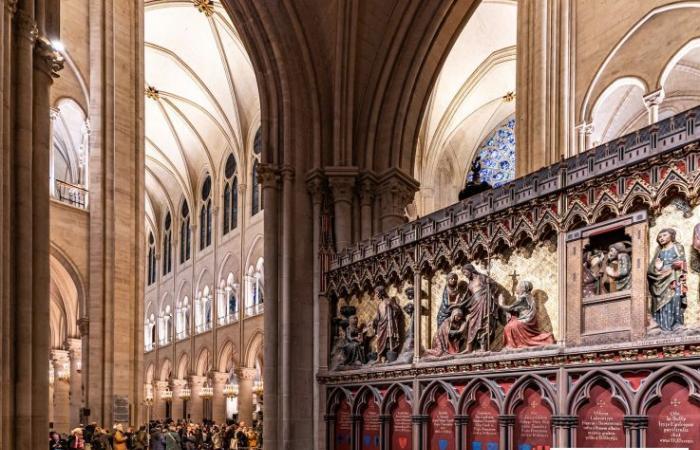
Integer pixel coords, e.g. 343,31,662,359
582,250,605,297
436,272,468,328
371,285,405,363
426,307,467,356
582,237,632,298
604,242,632,293
498,280,555,349
648,228,688,332
461,264,502,352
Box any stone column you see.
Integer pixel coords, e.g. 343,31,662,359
154,380,169,420
552,415,577,448
377,169,418,232
51,349,72,435
237,367,257,425
624,415,648,448
258,163,280,449
86,0,145,427
358,173,377,240
171,379,187,421
499,415,515,450
643,89,665,124
65,338,83,429
327,168,357,251
212,371,229,425
49,106,59,197
455,415,468,450
189,376,206,423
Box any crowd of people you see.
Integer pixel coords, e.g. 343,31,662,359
49,419,263,450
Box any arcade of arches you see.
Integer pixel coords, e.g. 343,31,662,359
2,1,700,449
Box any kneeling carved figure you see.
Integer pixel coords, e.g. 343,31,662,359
498,280,555,349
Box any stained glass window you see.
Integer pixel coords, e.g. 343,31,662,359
468,115,516,188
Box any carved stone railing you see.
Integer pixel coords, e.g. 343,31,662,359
54,179,88,209
329,106,699,271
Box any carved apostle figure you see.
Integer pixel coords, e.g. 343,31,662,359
436,272,467,328
648,228,688,332
604,242,632,292
498,281,555,349
341,315,368,366
582,250,604,297
426,307,467,356
461,264,500,352
372,285,404,362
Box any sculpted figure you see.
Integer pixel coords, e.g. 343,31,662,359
498,281,555,349
461,264,500,352
372,285,404,362
426,307,467,356
436,273,467,328
648,228,687,331
582,250,604,297
604,242,632,292
341,315,368,366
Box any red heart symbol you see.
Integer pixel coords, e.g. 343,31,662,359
398,437,408,449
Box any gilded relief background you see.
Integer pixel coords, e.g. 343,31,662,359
649,204,700,327
424,242,559,350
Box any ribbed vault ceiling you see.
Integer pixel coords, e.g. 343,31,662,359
144,0,259,232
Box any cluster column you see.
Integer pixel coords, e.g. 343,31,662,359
212,371,229,424
188,375,206,423
65,338,83,429
237,367,257,424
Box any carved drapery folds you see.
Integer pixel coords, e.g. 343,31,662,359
325,106,700,377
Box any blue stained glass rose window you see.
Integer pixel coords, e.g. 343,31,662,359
468,116,516,188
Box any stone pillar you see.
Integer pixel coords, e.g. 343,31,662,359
237,367,256,425
212,371,229,425
49,106,59,196
552,415,577,448
85,0,145,427
171,379,187,421
258,164,280,449
154,380,169,420
358,173,377,240
455,415,468,450
327,168,357,251
189,376,206,423
643,89,665,124
65,338,83,429
51,350,72,435
413,415,428,449
624,415,648,448
377,169,418,232
499,415,515,450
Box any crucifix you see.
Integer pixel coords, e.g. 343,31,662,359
509,269,519,294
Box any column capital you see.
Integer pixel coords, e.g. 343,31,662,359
172,379,188,388
188,375,207,386
154,380,170,388
236,367,258,380
305,169,327,206
377,168,419,230
551,415,578,427
211,371,230,384
50,348,70,363
326,167,358,205
358,171,378,205
643,88,665,108
5,0,18,15
623,415,649,428
257,163,280,189
34,36,64,78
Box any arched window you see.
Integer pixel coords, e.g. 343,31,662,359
223,154,239,235
147,232,157,285
200,175,212,250
162,211,172,275
180,201,191,264
251,128,263,216
468,115,516,188
195,287,212,334
159,305,172,346
145,313,156,351
218,273,239,325
245,258,264,316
